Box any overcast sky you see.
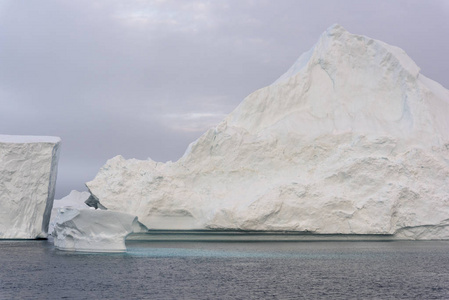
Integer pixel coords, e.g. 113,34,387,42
1,0,448,198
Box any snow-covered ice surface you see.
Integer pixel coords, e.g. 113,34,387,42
48,190,91,235
0,135,61,239
53,208,147,252
87,25,449,239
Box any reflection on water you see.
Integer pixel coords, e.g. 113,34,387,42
125,241,383,259
1,239,449,299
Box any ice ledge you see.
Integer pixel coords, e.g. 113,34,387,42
127,227,449,242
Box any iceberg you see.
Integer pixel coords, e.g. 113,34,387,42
53,208,147,252
0,135,61,239
86,25,449,239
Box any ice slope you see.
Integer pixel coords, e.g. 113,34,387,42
0,135,61,239
87,25,449,238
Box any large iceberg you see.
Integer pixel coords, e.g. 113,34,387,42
53,208,147,252
87,25,449,239
0,135,61,239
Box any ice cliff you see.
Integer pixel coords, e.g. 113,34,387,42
0,135,61,239
87,25,449,239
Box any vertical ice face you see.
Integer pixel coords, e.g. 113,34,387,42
0,135,61,239
86,25,449,239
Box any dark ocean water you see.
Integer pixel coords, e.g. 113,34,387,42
0,240,449,299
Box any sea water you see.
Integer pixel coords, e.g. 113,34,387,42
1,240,448,299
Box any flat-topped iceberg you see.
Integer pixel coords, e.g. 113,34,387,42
53,208,147,252
0,135,61,239
87,25,449,239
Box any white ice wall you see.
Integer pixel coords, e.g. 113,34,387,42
0,135,61,239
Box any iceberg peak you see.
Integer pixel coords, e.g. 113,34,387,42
275,24,419,86
225,25,438,142
324,23,347,37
